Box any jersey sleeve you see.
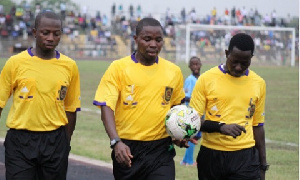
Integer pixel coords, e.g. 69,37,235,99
189,75,206,117
0,58,14,108
64,62,81,112
170,67,185,106
252,80,266,126
93,61,120,111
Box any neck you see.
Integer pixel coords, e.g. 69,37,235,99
193,73,200,78
135,52,156,66
33,47,56,60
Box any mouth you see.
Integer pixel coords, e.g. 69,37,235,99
45,44,55,48
147,50,157,56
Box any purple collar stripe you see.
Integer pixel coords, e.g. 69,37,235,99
218,64,249,76
27,47,60,59
93,101,106,106
218,64,227,74
27,48,34,56
131,52,158,63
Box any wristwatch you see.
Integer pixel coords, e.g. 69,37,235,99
260,164,270,171
110,137,121,149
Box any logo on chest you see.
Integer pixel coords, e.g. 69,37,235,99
58,86,68,100
163,87,173,104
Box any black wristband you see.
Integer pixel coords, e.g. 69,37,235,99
200,120,225,133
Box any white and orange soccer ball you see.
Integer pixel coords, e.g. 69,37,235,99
165,105,201,140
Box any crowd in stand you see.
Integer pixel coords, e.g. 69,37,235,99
0,3,298,61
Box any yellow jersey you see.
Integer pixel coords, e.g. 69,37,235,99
0,48,81,131
93,54,185,141
190,64,266,151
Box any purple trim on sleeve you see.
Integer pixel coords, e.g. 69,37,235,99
93,100,106,106
131,52,158,63
257,123,264,126
76,108,81,112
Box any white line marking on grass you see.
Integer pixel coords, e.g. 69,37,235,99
69,154,113,169
81,107,101,114
265,138,298,147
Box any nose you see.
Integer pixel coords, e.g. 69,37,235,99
235,64,242,71
47,33,54,41
149,40,157,47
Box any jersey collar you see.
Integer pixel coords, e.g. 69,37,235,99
218,64,249,76
131,52,159,64
27,47,60,59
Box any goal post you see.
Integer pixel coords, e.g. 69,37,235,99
175,24,296,67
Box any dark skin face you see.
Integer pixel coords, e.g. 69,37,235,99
134,26,164,66
189,58,202,78
224,47,252,77
32,17,62,59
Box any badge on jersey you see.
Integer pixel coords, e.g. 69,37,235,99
246,98,255,118
59,86,68,100
164,87,173,103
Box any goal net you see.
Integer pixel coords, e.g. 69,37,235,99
175,24,296,66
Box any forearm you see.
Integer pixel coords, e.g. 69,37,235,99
101,106,119,139
65,111,77,142
200,120,225,133
253,126,267,165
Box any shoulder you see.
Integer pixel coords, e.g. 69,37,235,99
109,55,133,69
158,57,181,72
58,53,77,65
201,65,221,78
5,49,29,65
248,69,266,84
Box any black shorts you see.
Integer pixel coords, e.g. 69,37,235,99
4,127,70,180
112,137,176,180
197,146,260,180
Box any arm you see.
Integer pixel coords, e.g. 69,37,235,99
200,120,246,138
101,106,133,167
0,108,2,118
65,111,77,142
253,125,267,180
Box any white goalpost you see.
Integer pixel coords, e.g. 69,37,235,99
175,24,296,66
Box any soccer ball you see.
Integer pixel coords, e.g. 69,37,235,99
165,105,201,140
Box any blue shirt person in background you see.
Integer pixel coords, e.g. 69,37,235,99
181,56,202,166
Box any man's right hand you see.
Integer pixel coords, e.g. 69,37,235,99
113,141,133,167
220,124,246,138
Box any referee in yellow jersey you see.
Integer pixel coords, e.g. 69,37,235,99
93,17,187,180
0,11,81,180
190,33,268,180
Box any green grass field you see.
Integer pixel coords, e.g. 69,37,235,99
0,58,298,180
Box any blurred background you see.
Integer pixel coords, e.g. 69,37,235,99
0,0,298,66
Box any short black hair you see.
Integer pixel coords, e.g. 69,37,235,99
35,11,62,29
136,17,163,36
189,56,201,66
228,33,255,55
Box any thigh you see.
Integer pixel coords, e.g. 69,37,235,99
197,146,223,180
38,127,70,180
146,160,175,180
227,147,260,180
4,129,38,180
